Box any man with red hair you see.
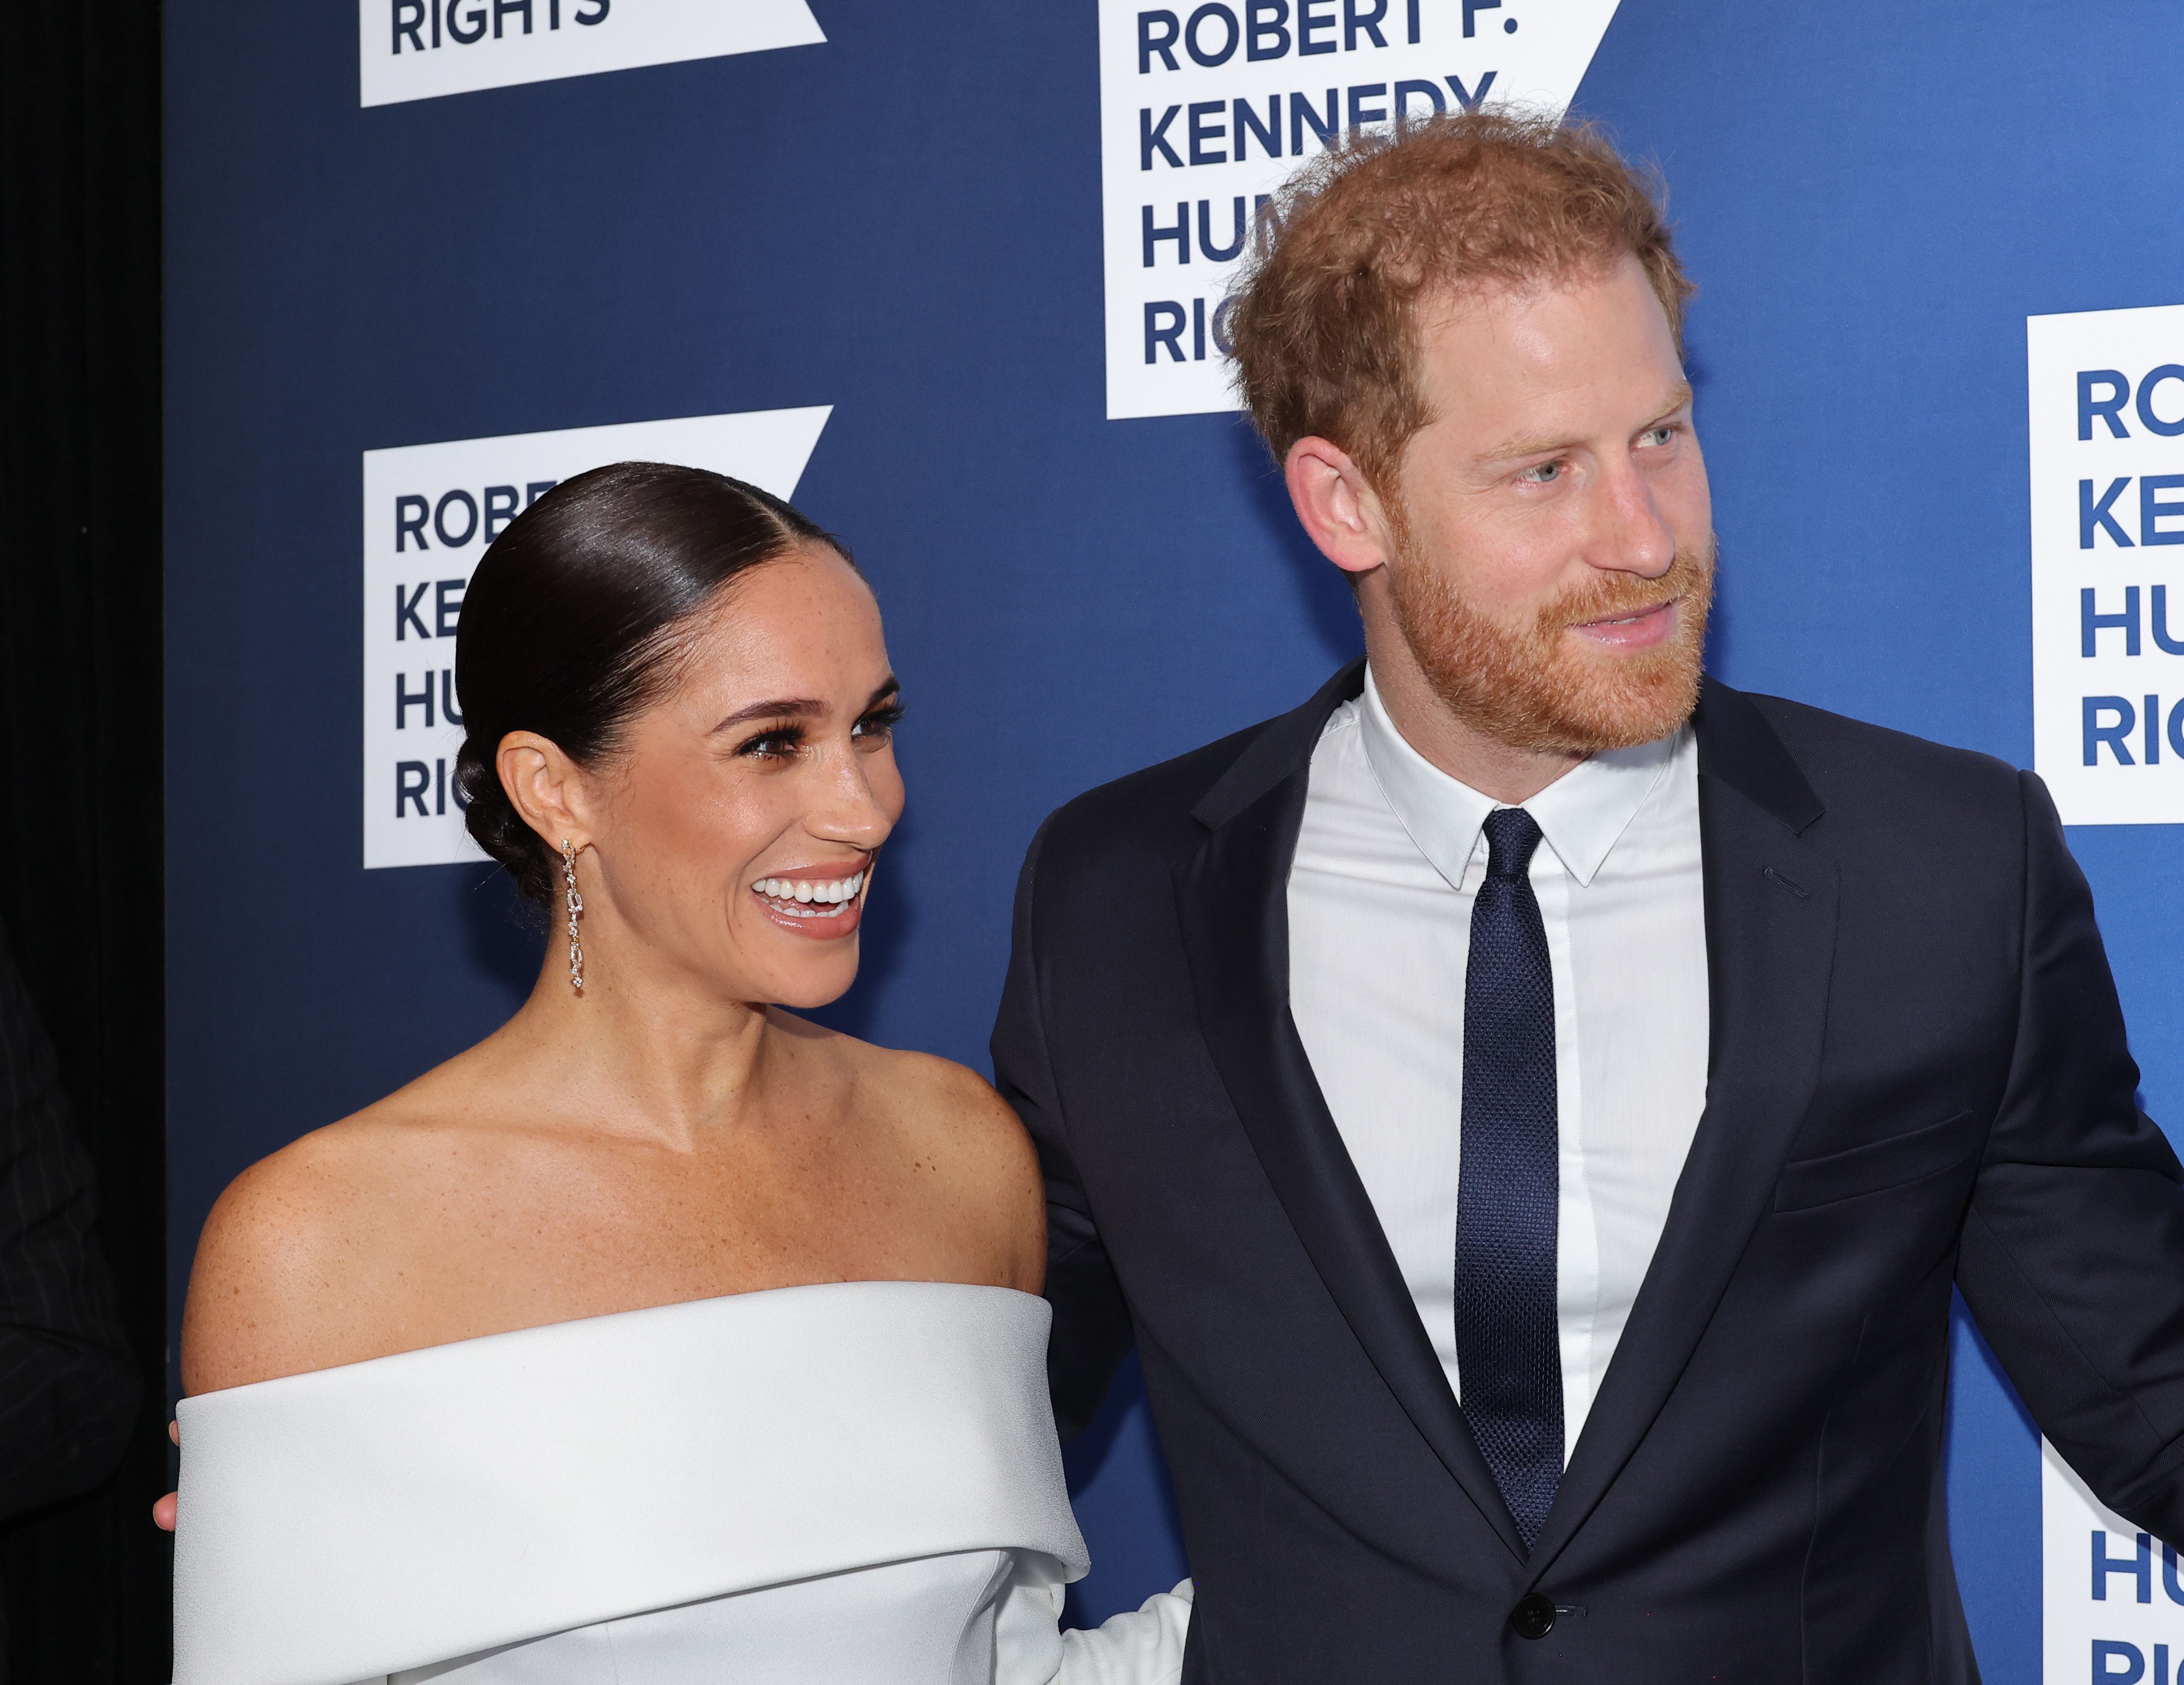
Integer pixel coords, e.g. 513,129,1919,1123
997,109,2184,1679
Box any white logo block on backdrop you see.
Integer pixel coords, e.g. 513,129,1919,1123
2029,303,2184,824
2043,1438,2184,1683
358,0,824,107
361,406,832,870
1097,0,1622,420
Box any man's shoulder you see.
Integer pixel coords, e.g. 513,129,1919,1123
1035,660,1364,870
1729,685,2029,827
1038,716,1275,869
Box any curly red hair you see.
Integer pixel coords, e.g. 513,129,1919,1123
1227,108,1694,492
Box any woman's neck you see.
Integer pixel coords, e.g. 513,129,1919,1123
487,937,781,1152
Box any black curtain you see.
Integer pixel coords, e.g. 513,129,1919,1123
0,1,171,1680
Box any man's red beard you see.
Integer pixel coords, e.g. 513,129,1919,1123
1384,531,1717,758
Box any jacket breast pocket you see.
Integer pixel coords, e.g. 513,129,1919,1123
1772,1110,1978,1214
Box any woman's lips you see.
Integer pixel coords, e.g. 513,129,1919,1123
748,861,870,939
1571,598,1677,651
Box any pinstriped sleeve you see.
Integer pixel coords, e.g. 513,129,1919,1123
0,924,138,1518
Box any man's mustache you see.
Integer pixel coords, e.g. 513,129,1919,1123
1534,544,1715,639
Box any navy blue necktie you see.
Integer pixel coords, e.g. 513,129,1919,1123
1454,807,1562,1550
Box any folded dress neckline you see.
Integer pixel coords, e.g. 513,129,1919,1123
173,1280,1087,1685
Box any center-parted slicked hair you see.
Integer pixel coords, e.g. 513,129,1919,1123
1227,108,1694,492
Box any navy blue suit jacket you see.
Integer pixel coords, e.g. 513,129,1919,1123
992,662,2184,1683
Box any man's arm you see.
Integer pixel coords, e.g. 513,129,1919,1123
1957,771,2184,1542
0,926,139,1519
992,814,1135,1442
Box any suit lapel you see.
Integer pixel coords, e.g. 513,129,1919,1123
1526,680,1840,1574
1174,664,1528,1561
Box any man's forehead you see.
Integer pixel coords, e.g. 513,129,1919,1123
1410,262,1686,442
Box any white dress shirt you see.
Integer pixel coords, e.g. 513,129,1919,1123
1287,668,1710,1459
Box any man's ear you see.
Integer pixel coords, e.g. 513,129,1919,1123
1284,437,1397,579
497,732,596,854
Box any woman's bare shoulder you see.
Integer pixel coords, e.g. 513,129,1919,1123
872,1045,1046,1292
772,1013,1045,1288
812,1027,1032,1164
179,1076,472,1396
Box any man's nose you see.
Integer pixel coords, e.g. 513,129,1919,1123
1588,460,1676,579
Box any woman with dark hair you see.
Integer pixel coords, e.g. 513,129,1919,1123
167,465,1190,1685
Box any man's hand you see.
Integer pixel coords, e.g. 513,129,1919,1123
152,1420,176,1531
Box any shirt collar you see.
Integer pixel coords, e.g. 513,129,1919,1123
1355,665,1680,890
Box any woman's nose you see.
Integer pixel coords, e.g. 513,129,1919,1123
807,749,896,847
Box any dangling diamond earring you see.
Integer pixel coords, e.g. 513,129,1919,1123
562,838,585,993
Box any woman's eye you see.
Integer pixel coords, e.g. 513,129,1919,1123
738,728,803,759
852,704,904,744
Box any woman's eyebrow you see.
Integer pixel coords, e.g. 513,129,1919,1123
711,679,897,733
712,698,823,732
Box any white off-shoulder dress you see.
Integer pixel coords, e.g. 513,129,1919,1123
172,1282,1190,1685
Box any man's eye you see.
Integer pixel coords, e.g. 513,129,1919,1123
1637,425,1675,449
1518,461,1564,485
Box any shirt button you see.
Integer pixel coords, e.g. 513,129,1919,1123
1509,1593,1557,1640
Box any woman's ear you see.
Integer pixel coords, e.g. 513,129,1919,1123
497,732,595,852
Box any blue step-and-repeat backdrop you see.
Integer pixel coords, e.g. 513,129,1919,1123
163,3,2184,1672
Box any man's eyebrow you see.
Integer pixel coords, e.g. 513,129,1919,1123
1653,379,1696,419
1479,381,1696,466
1481,428,1577,465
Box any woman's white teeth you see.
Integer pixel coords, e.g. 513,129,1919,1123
753,872,864,913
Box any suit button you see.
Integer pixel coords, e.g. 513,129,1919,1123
1509,1593,1556,1640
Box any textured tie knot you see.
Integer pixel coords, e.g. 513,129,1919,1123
1482,807,1543,880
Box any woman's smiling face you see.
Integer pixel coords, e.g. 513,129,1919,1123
573,544,904,1010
